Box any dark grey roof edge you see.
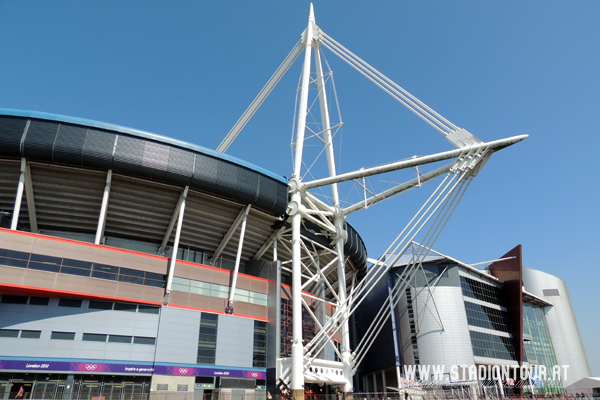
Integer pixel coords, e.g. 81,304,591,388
0,108,286,184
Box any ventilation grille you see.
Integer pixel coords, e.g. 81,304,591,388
543,289,560,297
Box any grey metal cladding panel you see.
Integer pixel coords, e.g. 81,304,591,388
345,223,367,276
138,141,170,181
214,161,238,199
192,153,218,193
82,129,115,169
0,116,27,157
112,135,144,175
53,123,87,165
253,175,278,213
273,182,288,215
232,168,259,204
165,148,194,186
23,119,60,162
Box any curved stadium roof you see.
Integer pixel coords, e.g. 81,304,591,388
0,108,367,285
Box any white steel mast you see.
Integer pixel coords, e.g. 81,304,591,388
218,4,527,398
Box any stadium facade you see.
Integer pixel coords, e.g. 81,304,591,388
356,245,591,397
0,109,367,400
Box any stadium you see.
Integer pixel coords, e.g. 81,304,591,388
0,108,367,399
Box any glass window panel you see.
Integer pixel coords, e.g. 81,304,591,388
28,297,49,305
0,249,30,259
114,303,137,312
89,301,113,310
60,266,92,277
1,295,28,304
61,259,93,270
108,335,132,343
91,264,118,280
0,329,19,337
143,278,165,288
58,298,82,308
190,280,211,289
51,331,75,340
171,283,190,292
20,330,41,339
145,272,164,281
30,254,62,264
119,268,145,278
28,261,61,272
133,337,156,345
118,275,144,284
172,277,189,285
0,257,28,268
82,333,107,342
138,305,160,314
210,289,228,298
190,287,211,296
235,288,250,296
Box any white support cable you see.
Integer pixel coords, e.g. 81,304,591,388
343,161,454,215
352,261,422,371
320,33,458,132
304,173,456,356
305,161,473,356
351,173,476,371
217,41,304,153
320,37,453,135
301,297,344,362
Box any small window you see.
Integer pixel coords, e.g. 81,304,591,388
133,337,156,345
51,331,75,340
89,301,113,310
108,335,132,343
62,259,93,270
58,298,82,308
91,264,119,280
29,297,50,306
144,272,166,288
1,296,28,304
60,259,93,277
82,333,107,342
0,249,30,260
0,256,28,268
114,303,137,312
138,305,160,314
20,330,41,339
0,329,19,338
28,254,62,273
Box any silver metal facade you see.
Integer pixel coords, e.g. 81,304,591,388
522,267,591,386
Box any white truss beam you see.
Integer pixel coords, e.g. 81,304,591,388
95,170,113,245
212,206,251,262
24,162,38,233
160,186,190,254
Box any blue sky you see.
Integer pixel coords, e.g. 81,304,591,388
1,1,598,375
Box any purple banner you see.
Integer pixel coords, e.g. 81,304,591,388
0,360,265,379
0,361,154,374
154,366,265,379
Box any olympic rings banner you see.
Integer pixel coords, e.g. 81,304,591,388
0,360,265,379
